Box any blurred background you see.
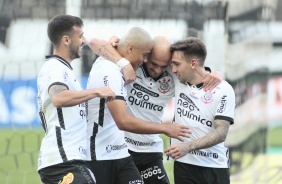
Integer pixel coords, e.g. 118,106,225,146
0,0,282,183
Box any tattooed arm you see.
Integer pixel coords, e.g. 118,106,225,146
89,38,122,62
48,84,116,107
88,38,136,84
164,119,230,159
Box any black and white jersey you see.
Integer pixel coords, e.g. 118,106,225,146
124,65,175,153
171,78,235,168
37,55,87,171
86,57,129,161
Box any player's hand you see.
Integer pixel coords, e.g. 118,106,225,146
164,143,190,160
122,64,136,84
203,71,222,91
96,86,116,101
108,36,120,47
163,123,191,142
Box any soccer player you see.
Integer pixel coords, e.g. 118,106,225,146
86,27,192,184
36,15,116,184
165,37,236,184
87,35,222,184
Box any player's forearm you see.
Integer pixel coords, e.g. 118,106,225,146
88,38,122,63
51,89,98,107
117,114,164,134
187,122,229,151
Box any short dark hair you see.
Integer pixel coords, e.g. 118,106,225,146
47,14,84,45
170,37,207,66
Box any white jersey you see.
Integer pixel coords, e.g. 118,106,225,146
171,78,235,168
37,55,87,171
86,57,129,161
124,65,175,153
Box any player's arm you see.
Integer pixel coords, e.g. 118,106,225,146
49,84,115,107
88,38,136,84
203,70,222,91
165,119,230,159
201,67,222,91
107,99,191,141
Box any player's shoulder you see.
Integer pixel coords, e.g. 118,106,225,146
40,58,65,74
219,80,233,88
216,80,235,94
91,57,121,73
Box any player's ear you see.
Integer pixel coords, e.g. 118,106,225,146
190,59,197,69
127,44,134,53
62,35,71,46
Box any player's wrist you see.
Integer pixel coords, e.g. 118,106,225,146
116,58,130,69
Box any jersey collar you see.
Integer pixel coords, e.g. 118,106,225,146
140,64,167,81
186,82,203,89
45,55,73,70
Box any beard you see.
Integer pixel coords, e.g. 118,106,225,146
69,44,81,60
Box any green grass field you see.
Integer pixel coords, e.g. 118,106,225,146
0,129,43,184
0,127,281,184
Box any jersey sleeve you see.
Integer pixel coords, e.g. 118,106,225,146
87,58,125,99
103,69,125,98
47,62,69,90
214,82,236,124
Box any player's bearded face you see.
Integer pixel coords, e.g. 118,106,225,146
69,42,82,60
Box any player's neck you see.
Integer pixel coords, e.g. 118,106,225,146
189,67,207,85
53,49,72,64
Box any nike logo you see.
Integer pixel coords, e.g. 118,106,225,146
158,175,165,179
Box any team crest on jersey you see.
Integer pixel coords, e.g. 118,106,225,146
106,145,112,153
60,173,74,184
201,90,215,104
157,77,172,94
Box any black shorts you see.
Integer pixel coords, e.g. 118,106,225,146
129,150,170,184
87,156,143,184
174,161,230,184
38,160,96,184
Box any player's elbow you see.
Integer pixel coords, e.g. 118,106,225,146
115,119,128,131
51,98,64,108
114,115,131,131
88,38,95,47
51,95,67,108
220,136,226,143
88,38,100,51
219,132,228,143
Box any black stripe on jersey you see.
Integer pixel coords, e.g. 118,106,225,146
85,100,88,117
39,111,48,135
167,116,175,161
115,95,125,101
56,126,68,162
90,123,99,160
57,108,66,129
226,148,230,167
214,115,234,125
48,82,69,92
98,98,105,127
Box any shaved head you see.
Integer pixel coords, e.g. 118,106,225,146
118,27,152,49
117,27,153,70
151,36,173,63
144,36,173,79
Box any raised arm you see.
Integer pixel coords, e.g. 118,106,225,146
164,119,230,159
88,38,121,63
107,99,191,141
88,38,136,84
